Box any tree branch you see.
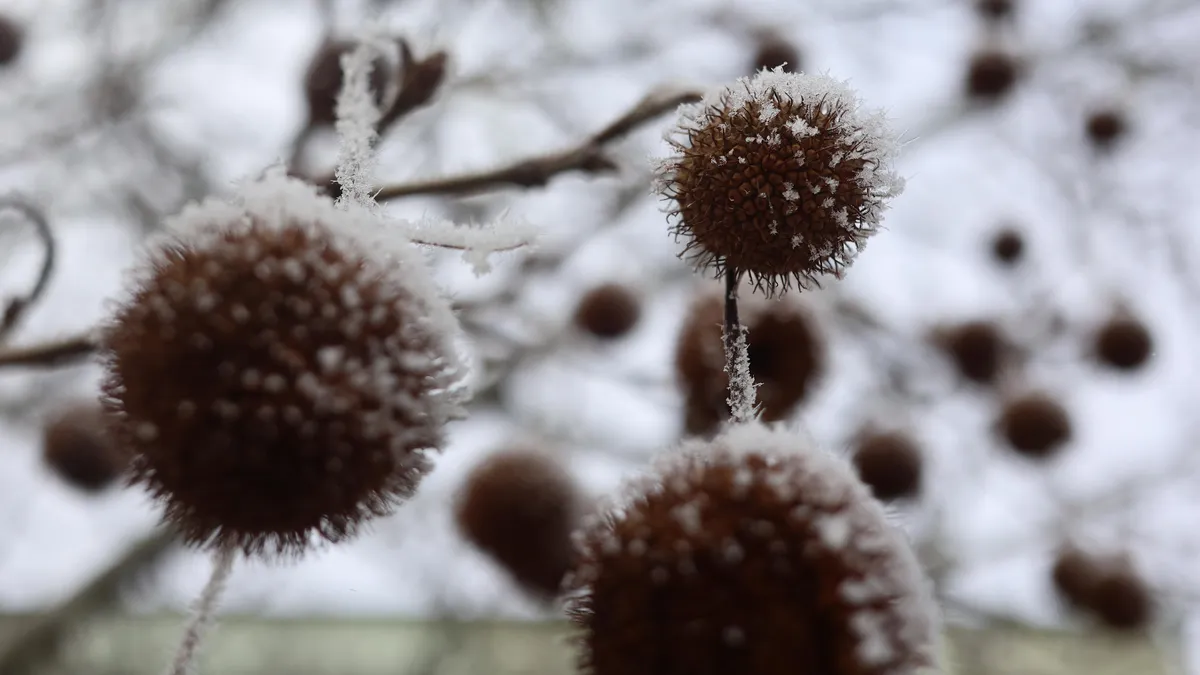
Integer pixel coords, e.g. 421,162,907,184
0,197,57,344
0,333,97,369
374,88,701,201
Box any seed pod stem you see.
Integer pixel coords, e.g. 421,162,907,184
166,544,237,675
722,268,758,425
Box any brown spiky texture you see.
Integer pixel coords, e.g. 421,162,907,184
990,227,1024,266
851,431,922,501
1051,549,1153,631
676,291,823,437
566,423,941,675
1093,316,1152,372
99,172,467,558
42,401,129,493
938,320,1004,385
1085,109,1126,150
996,393,1071,459
0,14,22,67
975,0,1015,23
455,447,582,599
751,36,801,74
574,283,642,340
655,69,904,296
964,50,1020,103
304,39,392,127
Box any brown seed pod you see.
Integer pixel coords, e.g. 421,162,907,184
675,291,823,437
574,283,642,340
990,227,1024,266
938,320,1005,385
1093,316,1152,372
975,0,1015,23
996,393,1071,459
0,14,22,67
1050,547,1104,610
851,431,922,501
655,69,904,296
455,447,581,599
1090,567,1153,631
99,172,466,558
303,39,393,127
964,50,1020,103
42,401,128,493
750,35,801,74
1085,109,1126,150
566,423,940,675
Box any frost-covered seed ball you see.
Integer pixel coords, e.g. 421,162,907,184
0,14,22,67
997,393,1071,459
852,431,922,501
1093,316,1152,372
655,68,904,296
566,422,940,675
99,172,466,557
574,283,642,340
990,228,1024,266
939,321,1004,385
1085,109,1126,150
455,447,581,599
42,401,128,493
965,50,1019,103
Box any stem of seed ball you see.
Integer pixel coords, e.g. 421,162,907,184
166,544,237,675
722,267,758,424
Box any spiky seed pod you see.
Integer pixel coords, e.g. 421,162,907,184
751,36,801,74
655,69,904,296
676,291,823,437
0,14,22,67
1085,109,1126,150
990,228,1024,266
975,0,1015,23
938,320,1004,385
1051,547,1104,610
42,402,128,493
574,283,642,340
304,39,393,127
1093,316,1152,371
566,423,940,675
455,447,582,599
851,431,922,501
964,50,1019,103
1090,567,1153,631
99,171,467,558
997,393,1071,459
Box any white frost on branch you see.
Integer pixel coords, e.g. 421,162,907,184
398,212,540,276
334,34,390,209
723,320,759,425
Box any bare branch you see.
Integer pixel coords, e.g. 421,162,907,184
0,196,56,344
0,334,97,369
374,88,701,201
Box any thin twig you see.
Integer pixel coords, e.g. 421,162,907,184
166,544,237,675
0,197,57,344
374,88,701,201
0,529,176,675
0,333,97,369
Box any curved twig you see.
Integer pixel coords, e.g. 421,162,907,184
0,196,57,344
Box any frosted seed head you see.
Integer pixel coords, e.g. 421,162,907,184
567,422,941,675
454,446,583,600
42,401,129,493
99,172,468,559
851,430,923,502
996,392,1071,460
654,68,904,296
